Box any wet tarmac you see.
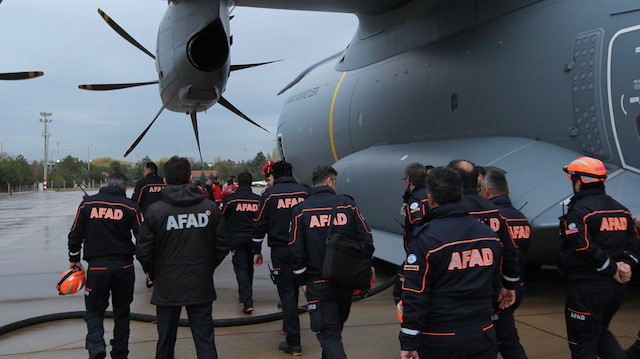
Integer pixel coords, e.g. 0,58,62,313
0,190,638,358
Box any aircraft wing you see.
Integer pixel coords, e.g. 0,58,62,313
234,0,410,14
331,137,640,265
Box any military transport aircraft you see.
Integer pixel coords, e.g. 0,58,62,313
78,1,275,163
232,0,640,266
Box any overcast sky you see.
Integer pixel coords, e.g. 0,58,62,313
0,0,357,163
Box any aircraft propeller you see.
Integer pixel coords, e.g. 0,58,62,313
0,71,44,80
82,8,272,160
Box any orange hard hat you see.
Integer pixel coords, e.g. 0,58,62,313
56,267,85,295
563,156,607,183
262,161,275,178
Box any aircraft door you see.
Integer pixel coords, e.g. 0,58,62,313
608,25,640,172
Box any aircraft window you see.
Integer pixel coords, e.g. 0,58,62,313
636,116,640,138
451,93,458,112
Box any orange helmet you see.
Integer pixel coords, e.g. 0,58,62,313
563,156,607,183
262,161,275,178
57,267,85,295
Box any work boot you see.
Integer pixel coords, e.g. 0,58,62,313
242,304,254,315
278,341,302,356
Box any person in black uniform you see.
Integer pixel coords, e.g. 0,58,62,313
290,165,374,359
399,167,503,359
253,160,309,356
222,171,261,314
447,160,520,309
68,173,142,359
136,156,230,359
481,169,529,359
394,163,429,304
559,156,639,359
131,161,165,213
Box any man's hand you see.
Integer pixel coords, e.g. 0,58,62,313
253,253,263,267
401,350,419,359
613,261,632,284
69,261,84,272
498,287,515,309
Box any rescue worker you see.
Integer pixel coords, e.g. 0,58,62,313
222,171,261,314
136,156,230,359
68,173,142,359
212,176,223,206
253,160,309,355
399,167,503,359
394,163,429,304
221,177,238,202
131,161,165,213
289,165,374,359
447,159,520,309
481,169,529,358
263,160,275,188
559,156,639,359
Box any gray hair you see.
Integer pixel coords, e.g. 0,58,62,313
483,170,509,196
106,173,128,191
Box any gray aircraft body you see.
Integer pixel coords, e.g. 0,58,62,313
234,0,640,265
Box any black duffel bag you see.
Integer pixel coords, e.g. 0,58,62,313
321,196,375,290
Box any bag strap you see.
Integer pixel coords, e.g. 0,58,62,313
327,195,339,238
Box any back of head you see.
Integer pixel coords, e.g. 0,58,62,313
106,172,128,191
404,162,426,187
447,159,478,189
164,156,191,185
311,165,338,186
238,172,252,187
226,178,234,185
272,160,293,179
427,167,462,205
145,161,158,174
483,170,509,196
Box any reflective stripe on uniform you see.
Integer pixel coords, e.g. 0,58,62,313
503,275,520,282
401,328,420,336
293,267,306,275
596,258,610,272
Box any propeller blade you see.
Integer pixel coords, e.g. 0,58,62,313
230,60,282,72
0,71,44,80
190,112,205,166
78,80,158,91
97,8,155,60
219,97,269,133
124,106,165,157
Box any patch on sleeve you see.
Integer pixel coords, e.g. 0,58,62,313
407,254,417,264
404,264,419,271
565,222,578,235
409,202,420,213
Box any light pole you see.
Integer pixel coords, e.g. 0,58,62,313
56,142,60,161
175,147,179,156
87,144,93,186
39,112,52,191
1,140,6,153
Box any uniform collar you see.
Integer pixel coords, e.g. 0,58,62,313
308,185,335,196
99,186,126,196
490,195,512,207
424,202,468,221
274,176,297,185
571,187,606,203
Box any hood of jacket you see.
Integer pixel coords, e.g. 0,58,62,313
161,183,204,207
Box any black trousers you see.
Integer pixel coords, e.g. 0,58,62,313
306,280,353,359
84,260,135,359
493,284,528,359
231,236,254,307
155,303,217,359
417,325,498,359
565,281,627,359
271,245,300,346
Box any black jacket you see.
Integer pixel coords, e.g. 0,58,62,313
68,186,141,262
131,172,165,213
253,176,308,252
222,186,260,238
399,203,502,351
289,186,373,283
491,195,531,277
559,187,640,282
404,185,429,252
136,184,230,306
460,188,521,289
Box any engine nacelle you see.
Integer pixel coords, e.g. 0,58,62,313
187,18,229,72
